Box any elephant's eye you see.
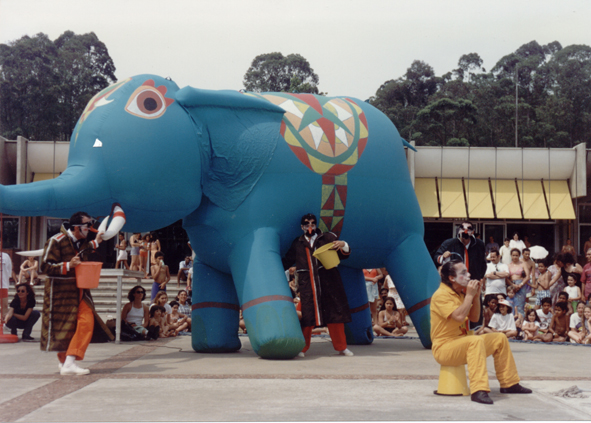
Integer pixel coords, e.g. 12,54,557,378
125,80,174,119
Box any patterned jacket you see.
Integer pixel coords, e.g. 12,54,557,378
40,226,101,352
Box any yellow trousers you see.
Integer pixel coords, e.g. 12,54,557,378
433,333,520,394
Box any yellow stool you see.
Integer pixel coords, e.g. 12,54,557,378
434,365,470,396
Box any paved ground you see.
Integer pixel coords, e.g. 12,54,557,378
1,323,590,422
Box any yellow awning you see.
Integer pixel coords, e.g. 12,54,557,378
414,178,439,218
414,178,575,220
440,179,466,218
491,180,522,219
520,180,549,219
466,179,494,219
544,180,576,219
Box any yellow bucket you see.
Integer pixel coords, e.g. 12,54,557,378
75,262,103,289
313,243,340,269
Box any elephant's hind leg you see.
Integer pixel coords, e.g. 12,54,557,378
339,266,374,345
385,234,440,348
229,227,305,359
191,260,242,353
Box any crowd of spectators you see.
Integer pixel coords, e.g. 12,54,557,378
285,265,410,339
120,286,192,340
463,241,591,344
5,227,591,346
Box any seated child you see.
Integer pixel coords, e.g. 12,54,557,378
568,302,586,344
373,297,408,337
19,256,39,285
522,309,541,341
148,305,175,338
476,294,497,335
506,286,524,330
533,260,552,310
488,299,518,339
168,301,190,335
583,305,591,344
536,297,553,343
557,291,572,315
548,301,569,343
564,273,582,313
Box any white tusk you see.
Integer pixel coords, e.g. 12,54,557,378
97,215,109,235
16,249,44,257
100,204,126,240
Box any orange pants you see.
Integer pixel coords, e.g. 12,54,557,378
57,299,94,363
302,323,347,353
433,332,520,394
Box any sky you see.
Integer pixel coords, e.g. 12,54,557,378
1,0,590,100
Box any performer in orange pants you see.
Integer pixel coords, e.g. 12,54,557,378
41,211,103,376
57,299,94,363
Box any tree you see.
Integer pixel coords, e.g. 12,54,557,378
54,31,117,139
412,98,477,146
454,53,484,82
0,33,60,139
545,44,591,146
371,40,591,148
0,31,116,140
370,60,441,141
243,52,319,93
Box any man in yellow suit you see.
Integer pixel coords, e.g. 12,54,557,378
430,260,532,404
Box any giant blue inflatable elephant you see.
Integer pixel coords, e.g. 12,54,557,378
0,75,440,358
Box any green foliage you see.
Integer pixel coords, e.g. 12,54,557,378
371,40,591,148
370,60,441,141
243,52,319,93
0,31,116,140
447,138,469,146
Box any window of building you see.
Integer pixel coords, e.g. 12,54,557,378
46,218,68,240
1,217,19,249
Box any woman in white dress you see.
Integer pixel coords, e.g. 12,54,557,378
509,232,526,255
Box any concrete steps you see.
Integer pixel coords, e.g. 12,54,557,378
7,276,188,315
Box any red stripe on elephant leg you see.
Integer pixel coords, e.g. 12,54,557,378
348,303,369,314
192,302,241,312
241,295,295,311
406,298,431,314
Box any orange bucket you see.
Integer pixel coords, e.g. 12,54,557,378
75,262,103,289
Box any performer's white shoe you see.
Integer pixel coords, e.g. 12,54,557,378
338,348,354,356
297,352,305,358
60,363,90,376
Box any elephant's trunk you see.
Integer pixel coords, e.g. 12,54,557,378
0,165,114,218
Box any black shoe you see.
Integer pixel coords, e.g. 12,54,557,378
500,383,532,394
22,335,36,342
471,390,494,404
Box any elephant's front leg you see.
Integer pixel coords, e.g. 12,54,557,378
229,227,305,359
191,259,242,353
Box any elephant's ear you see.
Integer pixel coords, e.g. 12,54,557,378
176,87,285,211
